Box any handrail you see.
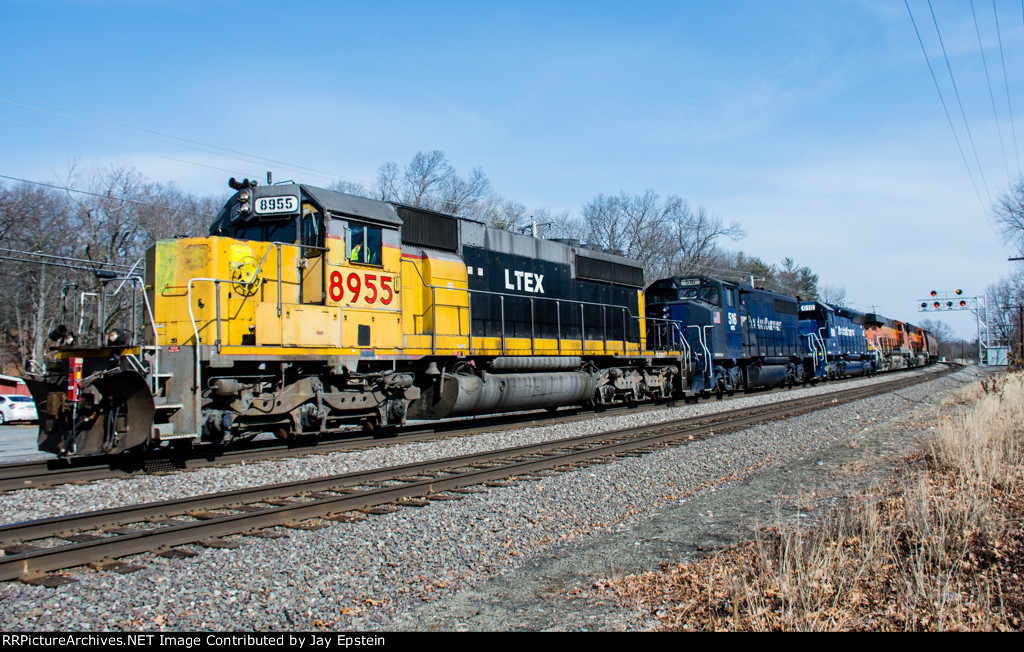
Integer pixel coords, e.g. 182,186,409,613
100,275,160,391
401,258,649,323
401,258,649,356
687,324,713,380
672,322,692,362
816,327,829,366
77,292,98,343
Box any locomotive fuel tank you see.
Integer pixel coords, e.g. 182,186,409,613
408,369,598,420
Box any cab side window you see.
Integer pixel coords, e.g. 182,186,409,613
301,205,324,256
348,222,382,265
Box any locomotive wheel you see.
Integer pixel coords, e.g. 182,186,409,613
273,426,293,441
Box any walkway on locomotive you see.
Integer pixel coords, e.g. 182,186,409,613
175,183,690,362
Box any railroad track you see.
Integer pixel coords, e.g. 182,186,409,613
0,365,953,584
0,406,609,493
0,366,953,493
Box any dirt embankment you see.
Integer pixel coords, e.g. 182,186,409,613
608,370,1024,631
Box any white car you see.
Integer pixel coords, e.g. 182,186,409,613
0,395,38,424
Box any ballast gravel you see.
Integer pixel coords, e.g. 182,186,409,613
0,365,983,631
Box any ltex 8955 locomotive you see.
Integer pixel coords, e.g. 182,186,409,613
29,181,689,457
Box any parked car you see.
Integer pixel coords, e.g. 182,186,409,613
0,395,38,424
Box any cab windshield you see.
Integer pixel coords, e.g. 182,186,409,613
699,286,719,305
229,218,297,244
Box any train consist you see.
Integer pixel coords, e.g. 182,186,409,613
26,181,937,457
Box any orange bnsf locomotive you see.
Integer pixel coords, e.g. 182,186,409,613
29,181,686,457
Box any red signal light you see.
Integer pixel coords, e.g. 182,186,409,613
930,290,937,297
933,301,940,308
959,300,966,307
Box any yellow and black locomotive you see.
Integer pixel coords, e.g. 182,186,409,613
31,181,688,457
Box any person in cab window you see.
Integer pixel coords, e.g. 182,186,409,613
349,221,382,265
349,222,364,263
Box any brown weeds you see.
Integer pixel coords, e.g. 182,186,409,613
608,372,1024,631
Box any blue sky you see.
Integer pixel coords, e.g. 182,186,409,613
1,0,1021,339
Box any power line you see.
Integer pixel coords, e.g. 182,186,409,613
0,247,134,270
993,0,1022,178
0,115,250,178
972,0,1013,187
905,0,986,212
0,92,368,187
0,90,501,214
0,255,128,274
928,0,992,203
0,174,217,219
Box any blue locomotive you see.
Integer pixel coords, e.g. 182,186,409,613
646,276,879,396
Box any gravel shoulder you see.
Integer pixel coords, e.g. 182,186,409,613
0,365,984,631
394,365,989,631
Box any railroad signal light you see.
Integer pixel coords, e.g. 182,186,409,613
956,289,963,295
947,301,953,307
933,301,940,308
960,300,967,307
930,290,937,297
921,302,927,309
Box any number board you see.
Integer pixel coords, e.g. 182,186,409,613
327,269,396,308
254,195,299,215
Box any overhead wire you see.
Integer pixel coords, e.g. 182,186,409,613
927,0,992,204
972,0,1013,187
0,173,217,219
0,247,134,270
0,92,365,187
0,255,122,273
993,0,1022,178
0,115,251,178
905,0,987,212
0,90,499,214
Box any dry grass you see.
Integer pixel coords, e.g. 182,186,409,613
607,372,1024,631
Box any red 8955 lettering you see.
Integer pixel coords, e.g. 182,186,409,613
328,271,393,305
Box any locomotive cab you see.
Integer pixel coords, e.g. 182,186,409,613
645,276,743,395
798,302,871,379
646,275,808,395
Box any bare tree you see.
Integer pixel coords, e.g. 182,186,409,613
373,151,503,223
993,178,1024,253
820,284,846,306
435,166,492,216
668,202,745,277
404,150,453,207
328,179,369,197
375,162,402,202
0,181,77,370
580,191,676,279
0,166,225,374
